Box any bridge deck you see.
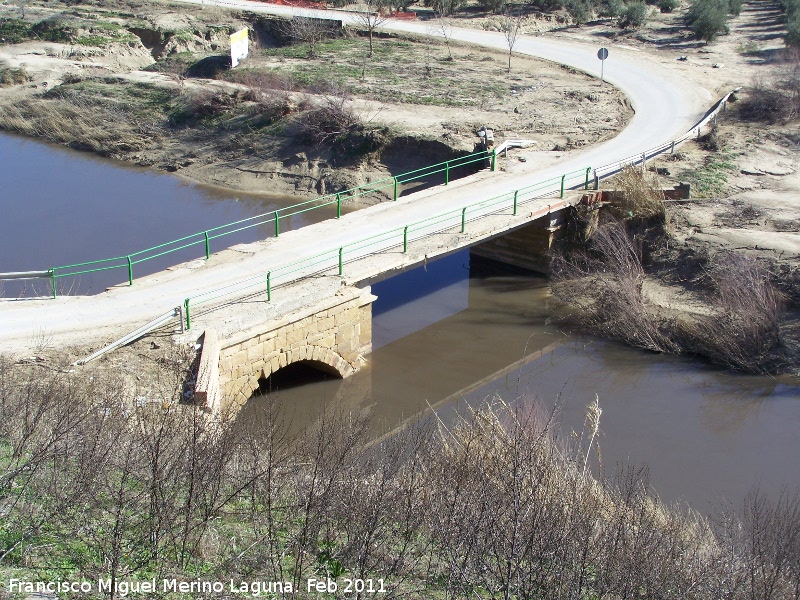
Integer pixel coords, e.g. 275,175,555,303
0,164,584,353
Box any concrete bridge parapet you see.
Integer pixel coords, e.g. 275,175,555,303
195,286,375,414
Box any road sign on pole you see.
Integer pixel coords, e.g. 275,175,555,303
597,47,609,84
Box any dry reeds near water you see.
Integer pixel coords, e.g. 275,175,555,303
552,167,792,374
1,358,799,599
0,86,164,155
551,217,680,354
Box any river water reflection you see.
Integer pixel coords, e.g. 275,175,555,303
0,133,335,296
249,250,800,513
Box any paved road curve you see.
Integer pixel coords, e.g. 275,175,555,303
0,4,715,353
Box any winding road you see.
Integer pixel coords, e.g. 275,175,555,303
0,3,714,354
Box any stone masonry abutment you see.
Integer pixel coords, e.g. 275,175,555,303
195,286,375,415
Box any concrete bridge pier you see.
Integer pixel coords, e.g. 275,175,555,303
469,208,568,274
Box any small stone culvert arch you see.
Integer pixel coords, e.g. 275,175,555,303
242,344,354,401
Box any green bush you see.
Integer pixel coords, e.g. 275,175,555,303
599,0,625,18
788,12,800,46
657,0,679,12
529,0,563,10
478,0,508,12
566,0,592,24
685,0,730,41
0,18,33,44
728,0,742,15
618,2,649,28
423,0,463,15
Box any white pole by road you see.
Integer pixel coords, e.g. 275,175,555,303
597,47,609,85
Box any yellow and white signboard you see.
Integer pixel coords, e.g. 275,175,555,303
230,28,249,68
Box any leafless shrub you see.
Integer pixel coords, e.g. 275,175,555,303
427,12,455,59
221,69,294,122
294,86,391,162
676,254,785,372
2,354,799,597
552,217,680,353
499,14,523,73
297,88,357,145
739,59,800,124
352,0,389,58
169,87,239,125
699,123,725,151
223,68,293,94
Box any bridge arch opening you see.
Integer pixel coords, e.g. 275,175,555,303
256,359,343,394
235,345,354,405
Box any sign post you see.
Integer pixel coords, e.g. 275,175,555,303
597,47,609,85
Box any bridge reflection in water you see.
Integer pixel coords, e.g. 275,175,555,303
239,248,562,436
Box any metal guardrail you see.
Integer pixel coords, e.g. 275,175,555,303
589,89,738,183
0,150,490,298
73,307,183,365
180,90,738,330
0,270,51,281
2,89,735,325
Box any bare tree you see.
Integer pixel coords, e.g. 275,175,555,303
353,0,390,58
284,13,339,59
499,15,523,73
427,11,455,60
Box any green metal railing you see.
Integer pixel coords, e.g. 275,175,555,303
182,165,591,329
43,150,491,298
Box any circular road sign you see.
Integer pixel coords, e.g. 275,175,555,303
597,47,609,60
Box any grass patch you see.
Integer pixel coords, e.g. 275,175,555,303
74,34,112,46
253,33,537,108
680,153,737,197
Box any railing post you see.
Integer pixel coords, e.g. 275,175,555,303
127,256,133,286
461,208,467,233
513,190,518,216
491,152,497,172
671,141,676,154
336,193,342,218
50,268,56,299
697,128,701,140
642,152,646,169
266,271,271,302
560,175,566,198
403,226,409,252
184,298,191,330
393,177,399,201
713,113,717,126
204,231,210,259
274,211,280,237
594,169,599,190
338,247,343,275
445,162,450,185
584,167,591,190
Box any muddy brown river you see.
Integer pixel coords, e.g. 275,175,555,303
2,133,799,512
